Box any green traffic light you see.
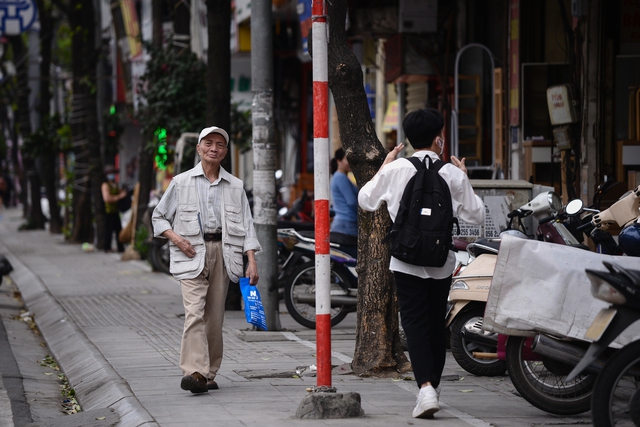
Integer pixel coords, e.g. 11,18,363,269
154,127,168,170
155,127,167,141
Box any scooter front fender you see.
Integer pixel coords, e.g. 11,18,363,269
445,301,471,328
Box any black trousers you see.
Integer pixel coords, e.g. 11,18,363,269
104,212,124,252
395,271,451,389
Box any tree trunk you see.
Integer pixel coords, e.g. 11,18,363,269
4,99,25,213
68,0,104,245
206,0,231,173
206,0,239,310
9,35,46,229
325,0,411,376
36,0,63,234
135,0,164,235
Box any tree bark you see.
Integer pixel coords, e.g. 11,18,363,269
36,0,63,234
9,35,46,229
134,1,164,235
206,0,239,310
68,0,104,245
325,0,411,376
206,0,231,172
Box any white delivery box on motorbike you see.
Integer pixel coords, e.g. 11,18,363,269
483,235,640,347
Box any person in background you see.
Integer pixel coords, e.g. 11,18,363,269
329,148,358,258
152,126,261,394
0,169,14,209
101,165,127,253
358,108,485,419
0,175,6,216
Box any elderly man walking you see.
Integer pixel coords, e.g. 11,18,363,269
152,126,261,393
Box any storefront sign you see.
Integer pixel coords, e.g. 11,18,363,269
546,85,578,125
382,101,399,132
0,0,37,35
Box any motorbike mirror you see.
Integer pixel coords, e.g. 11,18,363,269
565,199,584,216
275,170,283,180
278,206,288,217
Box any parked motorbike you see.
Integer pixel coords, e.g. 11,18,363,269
280,228,469,356
141,192,172,274
279,228,358,329
447,190,569,377
448,179,621,379
564,262,640,426
502,184,640,416
148,236,170,274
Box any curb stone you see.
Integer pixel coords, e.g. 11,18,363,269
0,240,158,427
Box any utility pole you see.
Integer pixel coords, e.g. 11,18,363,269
251,0,280,330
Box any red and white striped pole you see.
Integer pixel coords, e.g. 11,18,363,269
311,0,331,388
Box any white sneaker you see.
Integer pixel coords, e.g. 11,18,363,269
412,385,440,419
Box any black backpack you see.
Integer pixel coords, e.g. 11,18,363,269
384,156,459,267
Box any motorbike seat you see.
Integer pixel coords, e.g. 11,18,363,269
453,237,469,251
469,238,500,256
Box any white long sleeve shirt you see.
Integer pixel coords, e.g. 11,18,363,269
358,150,485,279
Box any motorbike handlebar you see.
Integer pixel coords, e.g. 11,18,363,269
507,209,533,219
537,215,556,225
577,221,595,231
278,228,346,249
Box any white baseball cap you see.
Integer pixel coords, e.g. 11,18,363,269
198,126,230,146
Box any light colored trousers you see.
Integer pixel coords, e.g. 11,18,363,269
179,240,230,380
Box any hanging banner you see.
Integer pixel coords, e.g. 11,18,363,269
297,0,312,55
0,0,38,35
120,0,142,59
509,0,520,126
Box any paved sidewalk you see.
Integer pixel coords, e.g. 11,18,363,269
0,208,592,426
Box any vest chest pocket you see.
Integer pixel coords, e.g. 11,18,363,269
179,212,200,236
224,205,246,237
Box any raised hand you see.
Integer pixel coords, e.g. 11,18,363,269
450,155,468,175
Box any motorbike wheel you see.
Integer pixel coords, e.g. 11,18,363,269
506,335,594,415
450,306,507,377
284,260,351,329
149,241,170,275
590,340,640,427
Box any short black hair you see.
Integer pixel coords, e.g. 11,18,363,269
330,148,345,174
402,108,445,150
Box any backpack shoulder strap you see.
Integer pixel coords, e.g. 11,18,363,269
427,157,462,235
406,156,424,170
428,156,446,172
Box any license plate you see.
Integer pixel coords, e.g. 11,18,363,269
585,308,617,341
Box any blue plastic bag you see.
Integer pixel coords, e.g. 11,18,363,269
239,277,268,331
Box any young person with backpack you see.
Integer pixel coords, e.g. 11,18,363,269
358,108,485,419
